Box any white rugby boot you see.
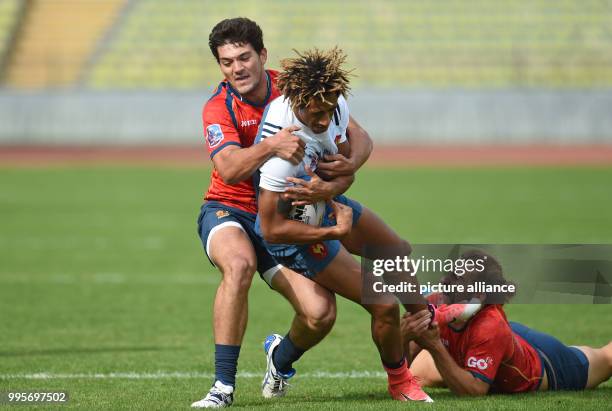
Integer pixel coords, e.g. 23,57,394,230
191,380,234,408
261,334,295,398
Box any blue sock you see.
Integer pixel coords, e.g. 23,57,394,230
215,344,241,387
272,334,305,374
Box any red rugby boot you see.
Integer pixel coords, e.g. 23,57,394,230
385,361,434,403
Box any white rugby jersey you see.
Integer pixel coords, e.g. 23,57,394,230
258,95,349,192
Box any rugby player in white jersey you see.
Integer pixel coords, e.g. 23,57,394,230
253,47,436,402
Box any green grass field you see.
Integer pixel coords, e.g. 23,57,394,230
1,166,611,410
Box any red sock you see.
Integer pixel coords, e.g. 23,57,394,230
383,359,413,386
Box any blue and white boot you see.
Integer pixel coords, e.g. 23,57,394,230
191,380,234,408
262,334,295,398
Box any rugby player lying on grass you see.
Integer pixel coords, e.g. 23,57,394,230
403,250,612,396
254,47,475,403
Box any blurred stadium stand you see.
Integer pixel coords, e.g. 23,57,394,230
86,0,612,89
0,0,610,90
0,0,610,144
2,0,123,88
0,0,20,72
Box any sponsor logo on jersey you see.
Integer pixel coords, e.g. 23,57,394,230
241,119,258,127
216,210,230,219
467,356,492,370
206,124,224,148
309,242,328,259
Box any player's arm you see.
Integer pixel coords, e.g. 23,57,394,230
415,324,490,396
317,115,372,178
284,140,355,205
258,189,352,244
212,127,304,184
424,337,490,396
346,115,373,170
203,101,305,184
400,310,432,364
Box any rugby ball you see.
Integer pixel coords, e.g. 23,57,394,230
288,201,326,226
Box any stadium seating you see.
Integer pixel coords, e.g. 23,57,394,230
2,0,124,88
2,0,611,89
86,0,612,89
0,0,20,65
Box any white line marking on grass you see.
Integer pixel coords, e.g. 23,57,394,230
0,371,386,380
0,273,236,286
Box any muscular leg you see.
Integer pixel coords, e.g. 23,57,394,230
341,206,427,313
341,206,408,256
206,226,257,388
574,342,612,389
314,246,403,364
262,242,431,401
209,227,257,345
271,266,337,350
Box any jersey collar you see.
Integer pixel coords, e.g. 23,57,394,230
226,71,272,108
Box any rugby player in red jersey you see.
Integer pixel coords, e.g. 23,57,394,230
403,250,612,395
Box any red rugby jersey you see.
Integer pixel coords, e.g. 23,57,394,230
202,70,280,214
438,305,543,393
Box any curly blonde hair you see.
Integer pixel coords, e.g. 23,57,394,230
277,47,352,109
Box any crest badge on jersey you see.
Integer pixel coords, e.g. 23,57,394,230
307,152,319,171
206,124,224,148
308,242,328,259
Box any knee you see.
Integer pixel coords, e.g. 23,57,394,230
380,239,412,263
369,303,400,324
220,257,256,291
302,305,337,334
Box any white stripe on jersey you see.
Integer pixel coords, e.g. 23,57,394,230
260,121,282,139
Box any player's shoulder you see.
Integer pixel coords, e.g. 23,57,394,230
259,96,291,140
202,81,230,116
263,95,292,122
334,95,349,126
471,305,506,326
267,94,289,110
267,69,280,83
337,94,349,112
468,305,512,339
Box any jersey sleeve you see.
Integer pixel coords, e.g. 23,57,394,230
202,99,242,159
259,157,300,192
334,96,350,144
257,98,286,142
462,317,513,385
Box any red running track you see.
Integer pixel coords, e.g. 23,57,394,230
1,145,612,167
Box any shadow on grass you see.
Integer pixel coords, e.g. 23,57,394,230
0,346,181,357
